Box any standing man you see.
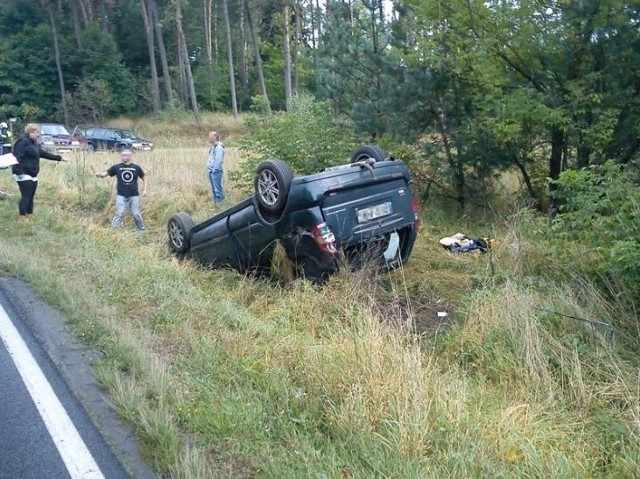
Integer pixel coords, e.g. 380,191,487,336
206,130,225,206
95,149,147,231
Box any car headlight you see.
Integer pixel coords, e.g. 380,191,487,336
42,140,54,146
72,140,80,146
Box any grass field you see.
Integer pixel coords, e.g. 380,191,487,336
0,124,638,478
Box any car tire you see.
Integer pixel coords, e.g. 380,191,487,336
351,145,388,164
168,212,194,256
254,159,294,216
87,143,95,153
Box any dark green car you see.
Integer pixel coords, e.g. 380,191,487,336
168,145,420,282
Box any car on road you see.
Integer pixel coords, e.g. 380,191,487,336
73,126,154,152
37,123,82,153
167,145,420,283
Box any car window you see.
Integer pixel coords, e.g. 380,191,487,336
117,130,137,140
40,124,71,136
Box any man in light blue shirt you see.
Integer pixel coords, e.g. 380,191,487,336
206,131,225,206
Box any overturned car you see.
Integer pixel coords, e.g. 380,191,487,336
167,145,420,282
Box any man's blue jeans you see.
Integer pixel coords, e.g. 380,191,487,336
112,195,145,230
208,169,224,205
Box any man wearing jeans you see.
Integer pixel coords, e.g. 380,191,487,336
95,149,147,231
206,130,225,206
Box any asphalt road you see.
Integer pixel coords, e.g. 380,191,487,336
0,277,157,479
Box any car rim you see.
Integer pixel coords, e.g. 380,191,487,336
169,221,184,248
257,170,279,206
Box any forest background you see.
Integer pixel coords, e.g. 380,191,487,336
0,0,639,477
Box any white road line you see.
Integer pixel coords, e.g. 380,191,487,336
0,305,105,479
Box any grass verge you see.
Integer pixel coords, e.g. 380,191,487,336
0,146,638,478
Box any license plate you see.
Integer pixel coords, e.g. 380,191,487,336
357,201,392,223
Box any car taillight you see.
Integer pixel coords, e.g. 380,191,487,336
411,199,421,231
312,222,338,254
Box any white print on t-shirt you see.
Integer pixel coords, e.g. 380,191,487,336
119,167,136,184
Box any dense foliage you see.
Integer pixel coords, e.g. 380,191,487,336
1,0,639,213
551,162,640,305
232,95,355,190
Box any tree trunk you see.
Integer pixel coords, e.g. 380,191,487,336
70,0,83,48
310,0,319,65
75,0,90,24
98,0,108,32
204,0,213,64
433,99,465,215
454,160,465,217
46,1,69,125
239,4,249,108
283,0,293,110
245,0,270,113
293,0,301,94
369,0,379,54
149,0,173,108
513,157,541,208
140,0,161,113
222,0,238,116
176,0,200,120
577,133,591,169
548,126,564,212
177,44,187,106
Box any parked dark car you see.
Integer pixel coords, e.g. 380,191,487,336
73,126,153,152
37,123,82,153
167,145,420,282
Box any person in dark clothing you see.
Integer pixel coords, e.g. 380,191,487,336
0,121,12,154
95,149,147,231
12,123,65,221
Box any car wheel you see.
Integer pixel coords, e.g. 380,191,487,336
255,159,294,216
87,143,95,153
168,212,194,256
351,145,388,164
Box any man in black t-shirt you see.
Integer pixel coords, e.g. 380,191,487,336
95,149,147,231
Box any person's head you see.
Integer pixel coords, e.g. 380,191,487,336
208,131,219,144
25,123,39,140
0,122,7,128
121,149,133,164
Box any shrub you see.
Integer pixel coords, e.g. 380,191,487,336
550,161,640,303
231,95,355,191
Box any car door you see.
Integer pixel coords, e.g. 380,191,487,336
104,130,119,150
88,129,104,150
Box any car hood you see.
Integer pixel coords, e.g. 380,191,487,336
41,134,74,142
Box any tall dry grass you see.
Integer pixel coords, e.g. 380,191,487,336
0,141,638,478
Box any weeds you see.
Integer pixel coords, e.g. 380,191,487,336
0,144,638,478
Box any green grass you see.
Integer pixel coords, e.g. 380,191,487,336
0,143,638,478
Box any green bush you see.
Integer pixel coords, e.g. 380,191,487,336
231,95,355,191
551,161,640,302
